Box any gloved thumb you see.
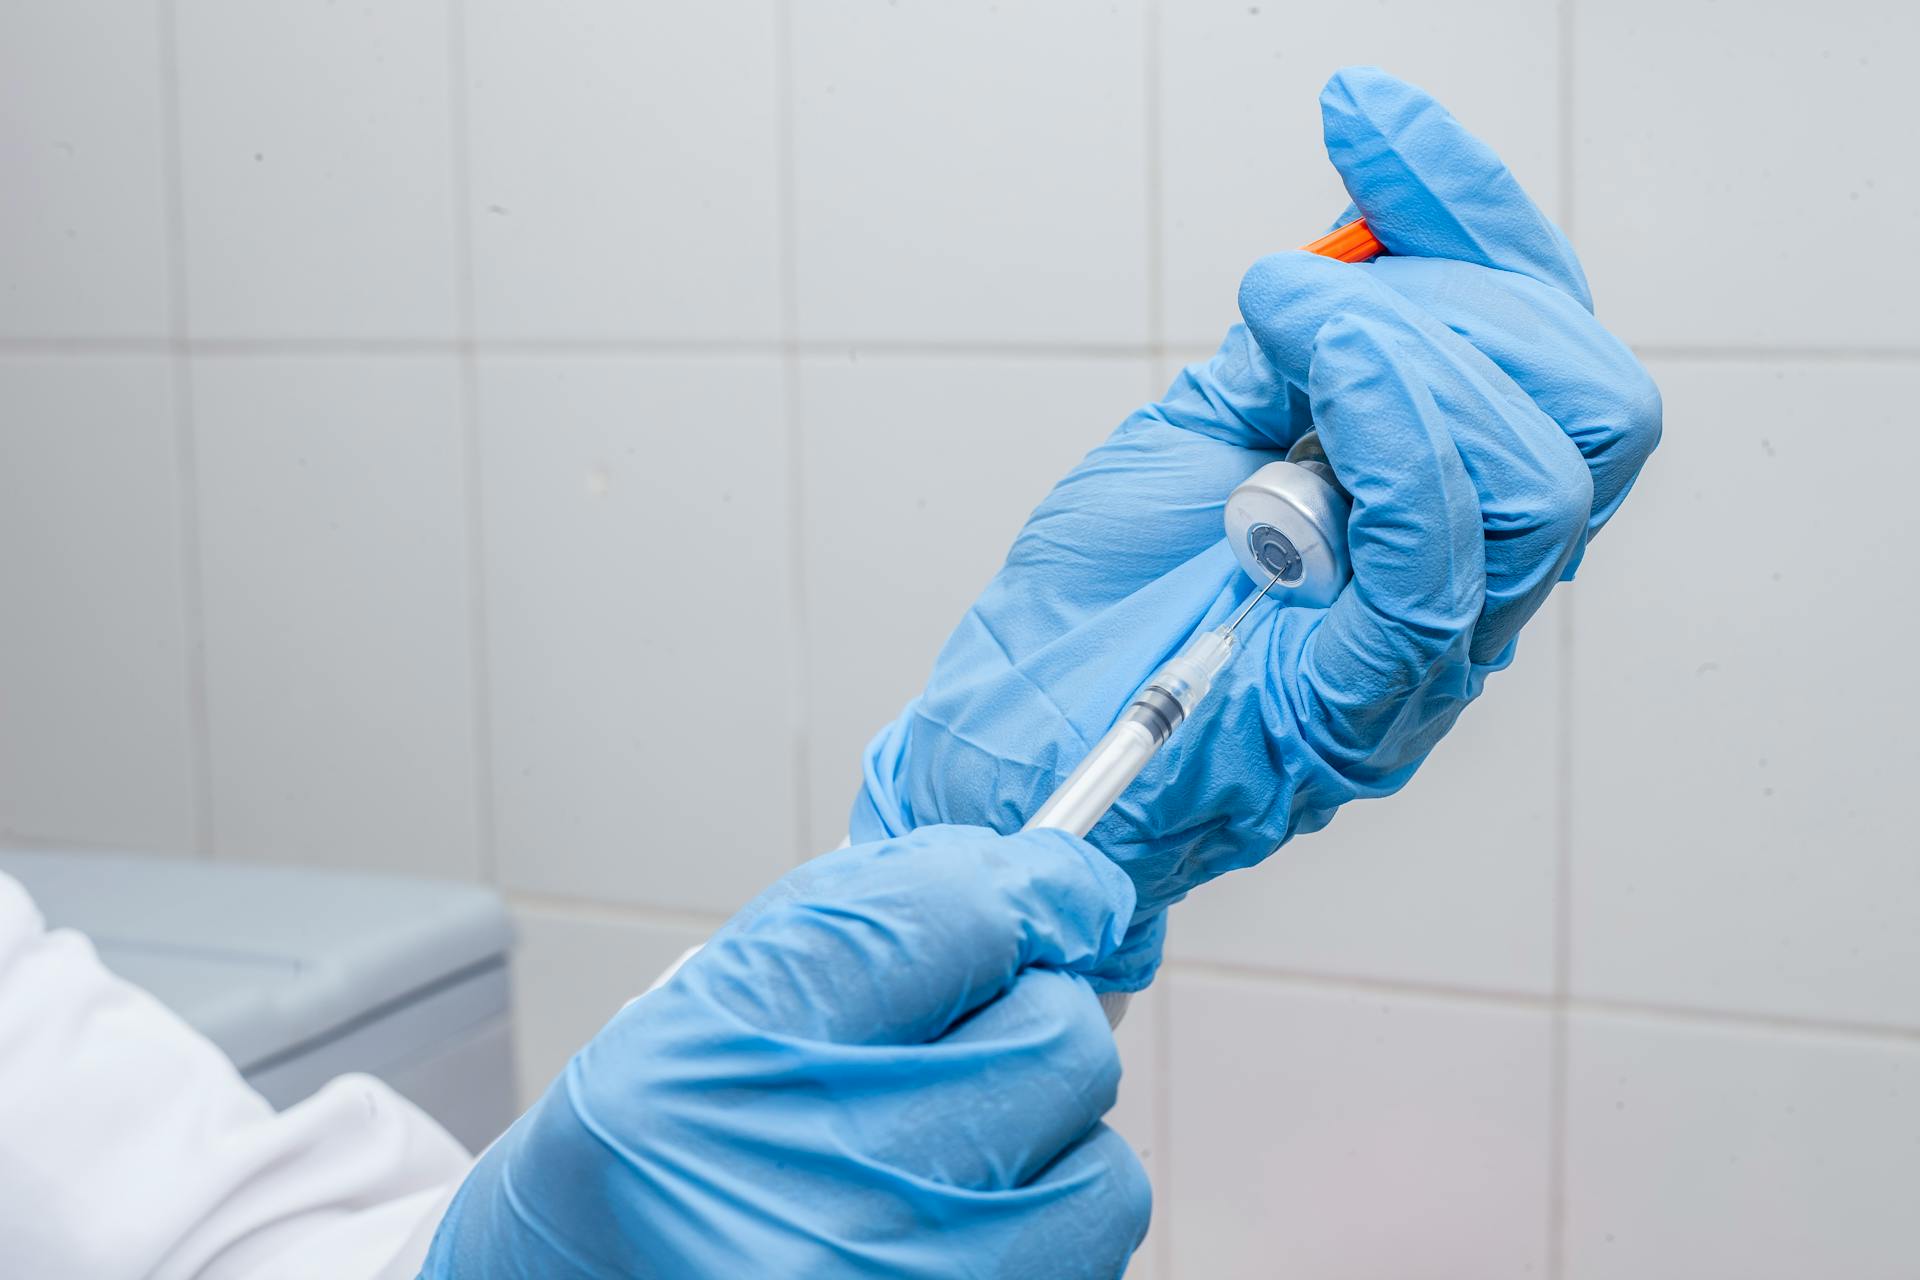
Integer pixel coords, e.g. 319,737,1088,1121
690,825,1135,1045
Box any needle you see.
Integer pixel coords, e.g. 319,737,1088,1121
1222,566,1286,640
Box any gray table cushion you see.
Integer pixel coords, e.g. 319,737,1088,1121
0,850,512,1070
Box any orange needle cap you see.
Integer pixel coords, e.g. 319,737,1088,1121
1301,217,1386,263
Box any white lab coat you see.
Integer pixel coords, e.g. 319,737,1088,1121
0,870,472,1279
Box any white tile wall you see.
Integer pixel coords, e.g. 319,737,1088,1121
193,356,480,878
464,0,783,342
790,1,1151,344
1570,361,1920,1029
0,0,172,338
0,357,197,851
1564,1011,1920,1278
1574,1,1920,349
1166,973,1553,1277
3,3,1916,1273
477,355,797,911
1109,982,1165,1280
174,0,460,339
796,352,1153,849
1159,0,1561,346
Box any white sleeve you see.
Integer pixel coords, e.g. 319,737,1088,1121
0,871,473,1280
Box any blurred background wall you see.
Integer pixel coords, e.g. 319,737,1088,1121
2,1,1917,1275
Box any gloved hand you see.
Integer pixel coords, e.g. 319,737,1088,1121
851,66,1660,992
419,825,1150,1279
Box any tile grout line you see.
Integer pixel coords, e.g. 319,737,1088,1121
446,0,496,886
503,888,731,934
1548,592,1575,1279
1161,957,1920,1047
1629,344,1920,363
1164,957,1556,1011
1559,994,1920,1046
156,0,214,861
774,0,812,862
1547,6,1578,1272
9,336,1920,363
1142,0,1166,373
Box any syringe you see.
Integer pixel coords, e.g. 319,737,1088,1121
1022,415,1357,843
1022,218,1378,841
1018,219,1375,1022
1022,568,1284,839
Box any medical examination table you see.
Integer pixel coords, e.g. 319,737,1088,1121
0,850,516,1152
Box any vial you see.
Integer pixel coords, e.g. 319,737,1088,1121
1221,430,1353,609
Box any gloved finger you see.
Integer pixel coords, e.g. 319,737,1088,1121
1239,250,1482,767
1319,65,1591,310
1295,322,1481,765
1145,321,1308,452
857,1123,1149,1279
999,1123,1152,1280
1367,255,1663,551
847,967,1119,1192
1240,250,1587,670
785,1120,1151,1279
691,826,1134,1047
1080,906,1166,996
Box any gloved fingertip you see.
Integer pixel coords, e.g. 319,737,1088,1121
1241,243,1360,298
1079,907,1166,994
1558,542,1587,582
1319,64,1436,201
1086,1123,1154,1242
1237,249,1362,373
1302,309,1399,399
1320,64,1416,129
1317,65,1595,311
1007,826,1137,959
1053,1124,1154,1258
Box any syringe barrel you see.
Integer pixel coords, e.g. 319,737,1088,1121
1022,627,1237,839
1021,626,1241,1029
1022,714,1162,838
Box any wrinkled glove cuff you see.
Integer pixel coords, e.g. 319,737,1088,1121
849,707,916,843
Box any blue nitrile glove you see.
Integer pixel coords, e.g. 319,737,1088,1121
420,825,1150,1280
851,67,1659,993
1316,65,1662,595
